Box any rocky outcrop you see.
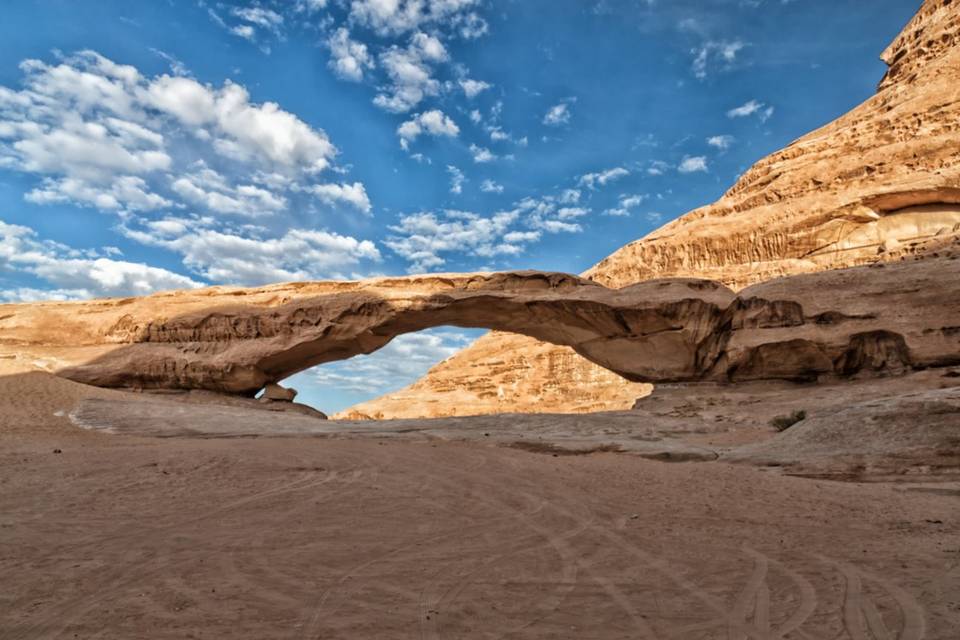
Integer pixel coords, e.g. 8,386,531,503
1,257,958,402
261,383,298,402
352,0,960,419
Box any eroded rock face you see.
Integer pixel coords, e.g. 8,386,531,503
1,258,958,402
352,0,960,419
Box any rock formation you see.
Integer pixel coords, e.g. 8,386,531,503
0,256,957,402
349,0,960,419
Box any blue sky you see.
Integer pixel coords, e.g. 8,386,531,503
0,0,918,411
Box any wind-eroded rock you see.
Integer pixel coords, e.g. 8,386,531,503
355,0,960,419
1,258,958,400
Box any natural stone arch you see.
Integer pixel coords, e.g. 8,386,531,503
1,260,956,400
58,272,736,396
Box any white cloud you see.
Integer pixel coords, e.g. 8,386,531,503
170,165,287,217
122,217,381,285
516,196,585,234
488,126,509,142
603,193,646,217
386,209,527,272
25,175,172,212
447,165,465,194
0,218,201,298
726,100,774,121
397,109,460,149
231,25,256,41
469,109,482,124
385,187,588,273
480,179,503,193
308,182,373,214
578,167,629,189
647,160,670,176
373,33,448,112
145,76,337,173
469,143,495,163
348,0,482,36
678,156,708,173
298,328,474,395
459,12,489,39
706,134,734,150
543,102,571,126
232,7,284,33
0,50,344,225
558,188,581,204
459,78,490,98
691,40,745,79
327,27,375,82
619,194,646,208
557,207,588,219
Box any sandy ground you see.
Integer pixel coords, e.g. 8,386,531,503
2,372,959,639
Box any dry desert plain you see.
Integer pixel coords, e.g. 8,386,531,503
1,366,959,639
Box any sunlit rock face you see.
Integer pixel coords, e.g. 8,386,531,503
352,0,960,419
2,254,959,410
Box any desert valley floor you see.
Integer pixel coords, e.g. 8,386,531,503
2,371,958,639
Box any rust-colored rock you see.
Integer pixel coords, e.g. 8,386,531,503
353,0,960,419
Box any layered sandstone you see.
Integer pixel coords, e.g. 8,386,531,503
2,256,958,405
350,0,960,419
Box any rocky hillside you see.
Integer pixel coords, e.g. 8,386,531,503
343,0,960,420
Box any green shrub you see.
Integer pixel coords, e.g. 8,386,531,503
770,409,806,432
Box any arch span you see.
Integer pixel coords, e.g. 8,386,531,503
0,261,954,398
58,272,737,395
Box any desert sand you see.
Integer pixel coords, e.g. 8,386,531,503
2,370,959,639
3,3,959,638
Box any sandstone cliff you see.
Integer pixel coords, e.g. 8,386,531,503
346,0,960,420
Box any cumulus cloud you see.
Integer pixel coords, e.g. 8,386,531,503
385,209,525,272
231,7,284,34
349,0,482,36
516,196,586,234
308,182,373,214
327,27,375,81
0,51,378,289
578,167,629,189
170,164,287,217
459,78,490,98
397,109,459,149
373,32,449,112
384,186,588,273
469,143,495,163
480,179,503,193
121,217,381,285
0,50,344,220
25,175,172,212
678,156,708,173
706,134,734,150
447,165,465,194
603,193,647,217
0,218,200,298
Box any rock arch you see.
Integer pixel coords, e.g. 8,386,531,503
1,259,957,400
